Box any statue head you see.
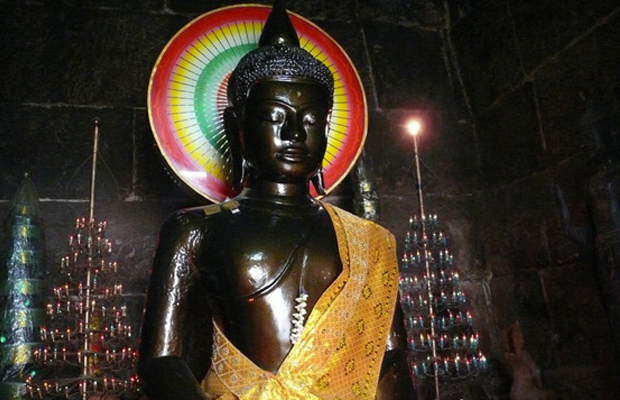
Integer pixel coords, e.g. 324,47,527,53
227,1,334,112
224,1,334,194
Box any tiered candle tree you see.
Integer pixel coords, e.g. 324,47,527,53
399,214,487,382
25,119,140,400
399,119,486,399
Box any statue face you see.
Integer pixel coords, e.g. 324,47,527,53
239,79,331,184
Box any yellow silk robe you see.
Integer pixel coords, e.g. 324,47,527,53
202,204,399,399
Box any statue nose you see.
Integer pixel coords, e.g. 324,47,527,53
281,118,306,142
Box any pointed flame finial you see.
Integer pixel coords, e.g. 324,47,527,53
258,0,300,48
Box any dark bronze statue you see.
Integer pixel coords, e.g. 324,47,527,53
555,91,620,358
138,2,414,399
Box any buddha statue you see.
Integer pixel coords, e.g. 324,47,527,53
137,2,414,399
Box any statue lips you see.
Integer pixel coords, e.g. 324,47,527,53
276,146,310,163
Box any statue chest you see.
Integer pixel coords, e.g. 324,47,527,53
199,211,342,301
193,207,345,372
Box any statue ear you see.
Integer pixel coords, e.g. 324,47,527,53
224,107,245,191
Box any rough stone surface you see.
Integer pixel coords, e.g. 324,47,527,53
358,0,444,28
449,1,524,113
364,21,454,111
535,14,620,164
0,5,184,107
507,0,619,74
476,83,545,185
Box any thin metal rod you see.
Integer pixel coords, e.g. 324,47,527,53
413,132,441,400
88,118,100,223
83,118,100,400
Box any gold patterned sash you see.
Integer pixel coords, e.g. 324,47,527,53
202,204,398,399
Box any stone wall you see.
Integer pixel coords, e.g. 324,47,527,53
1,0,619,399
378,1,620,399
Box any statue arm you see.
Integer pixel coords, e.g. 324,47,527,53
376,297,416,400
552,184,590,247
137,210,211,400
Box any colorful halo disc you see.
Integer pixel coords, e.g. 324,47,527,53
148,4,367,202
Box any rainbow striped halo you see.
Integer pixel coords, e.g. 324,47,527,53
148,4,367,202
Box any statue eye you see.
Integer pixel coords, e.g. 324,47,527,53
303,113,317,126
262,109,285,123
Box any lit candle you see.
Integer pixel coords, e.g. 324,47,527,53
480,354,487,369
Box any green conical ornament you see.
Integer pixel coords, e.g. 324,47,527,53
0,174,46,399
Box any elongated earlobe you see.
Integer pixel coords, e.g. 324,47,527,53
311,167,326,196
224,107,245,191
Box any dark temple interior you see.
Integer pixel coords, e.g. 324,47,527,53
1,1,619,399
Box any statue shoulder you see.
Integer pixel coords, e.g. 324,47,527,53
164,200,241,226
323,202,395,241
157,200,241,244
